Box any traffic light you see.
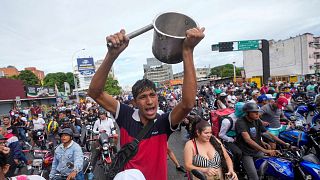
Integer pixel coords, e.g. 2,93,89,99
218,42,234,52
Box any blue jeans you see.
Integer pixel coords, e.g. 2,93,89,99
75,172,85,180
18,127,27,141
53,171,84,180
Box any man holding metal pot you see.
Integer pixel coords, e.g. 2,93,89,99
88,25,204,179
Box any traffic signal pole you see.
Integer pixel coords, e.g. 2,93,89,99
212,39,270,85
260,39,270,85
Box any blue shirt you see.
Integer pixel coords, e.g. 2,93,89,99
49,141,83,178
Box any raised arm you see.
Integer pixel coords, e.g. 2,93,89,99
170,27,205,126
88,30,129,115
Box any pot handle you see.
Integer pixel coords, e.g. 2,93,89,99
107,24,154,47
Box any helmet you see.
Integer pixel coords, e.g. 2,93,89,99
62,117,70,123
243,102,260,113
47,120,59,134
99,109,107,115
235,102,245,118
59,128,73,137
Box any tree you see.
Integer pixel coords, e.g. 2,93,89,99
18,70,40,86
104,76,122,95
210,64,243,78
43,72,76,92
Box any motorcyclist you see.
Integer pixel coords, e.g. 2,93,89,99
49,128,84,180
219,102,244,172
31,114,46,146
235,102,292,180
60,117,80,143
90,109,117,172
47,117,60,146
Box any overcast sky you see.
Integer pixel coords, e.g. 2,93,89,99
1,0,320,87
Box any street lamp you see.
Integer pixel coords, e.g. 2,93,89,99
232,62,236,83
72,48,85,103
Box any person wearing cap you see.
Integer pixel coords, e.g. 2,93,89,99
235,102,291,180
257,94,270,107
219,102,244,172
49,128,84,180
215,92,229,109
259,97,291,149
248,90,260,104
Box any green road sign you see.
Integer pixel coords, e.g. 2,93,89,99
237,40,259,50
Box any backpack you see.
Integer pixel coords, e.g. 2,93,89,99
210,108,235,137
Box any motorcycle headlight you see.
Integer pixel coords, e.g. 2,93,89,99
102,144,109,150
37,131,42,136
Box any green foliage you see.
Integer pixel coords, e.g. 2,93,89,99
8,75,19,80
43,72,76,92
17,70,40,86
104,76,122,95
210,64,243,78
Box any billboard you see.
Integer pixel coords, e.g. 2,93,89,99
77,57,95,76
26,86,56,98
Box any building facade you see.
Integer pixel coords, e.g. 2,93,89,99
143,58,173,83
173,67,211,80
95,59,115,79
243,33,320,81
25,67,45,80
0,66,20,77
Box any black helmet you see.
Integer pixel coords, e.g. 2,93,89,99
243,102,260,113
59,128,73,137
62,117,70,123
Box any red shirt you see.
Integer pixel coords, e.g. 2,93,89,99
115,103,174,180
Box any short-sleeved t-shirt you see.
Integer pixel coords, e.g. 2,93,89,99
260,104,282,128
114,102,176,180
235,117,266,156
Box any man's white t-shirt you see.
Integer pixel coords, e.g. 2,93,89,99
93,118,115,135
33,118,45,130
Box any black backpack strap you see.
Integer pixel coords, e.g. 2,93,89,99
219,116,233,132
136,120,155,142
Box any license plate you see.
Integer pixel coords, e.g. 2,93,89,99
32,159,43,167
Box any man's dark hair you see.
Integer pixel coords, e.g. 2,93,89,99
132,79,156,99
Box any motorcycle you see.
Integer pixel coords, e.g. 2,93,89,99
99,130,118,173
23,148,53,178
296,100,317,118
256,148,320,180
84,121,95,151
279,127,320,159
33,129,47,149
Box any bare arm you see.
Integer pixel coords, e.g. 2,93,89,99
266,131,287,146
184,140,208,172
170,27,205,126
88,30,129,115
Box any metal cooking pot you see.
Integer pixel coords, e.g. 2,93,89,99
107,12,198,64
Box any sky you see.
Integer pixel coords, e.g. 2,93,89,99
1,0,320,87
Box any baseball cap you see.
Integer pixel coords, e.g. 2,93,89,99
220,92,228,96
257,94,270,103
277,97,288,109
114,169,146,180
251,90,260,96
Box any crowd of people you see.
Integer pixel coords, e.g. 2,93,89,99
1,27,320,180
